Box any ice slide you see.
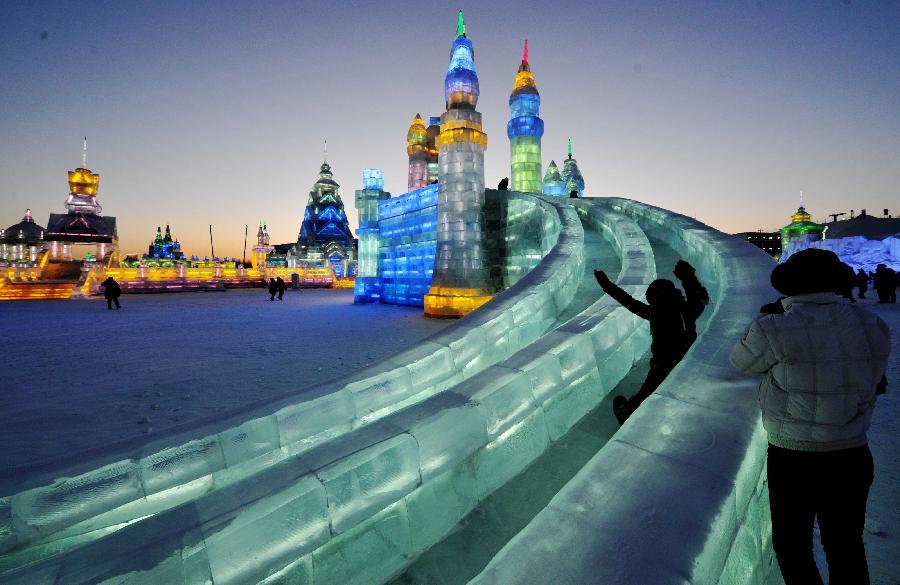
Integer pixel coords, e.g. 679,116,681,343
1,196,776,585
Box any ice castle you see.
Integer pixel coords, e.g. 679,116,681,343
354,12,584,317
1,12,792,585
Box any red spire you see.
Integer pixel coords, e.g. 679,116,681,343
523,39,528,64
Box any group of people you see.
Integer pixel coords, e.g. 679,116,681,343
844,263,898,303
596,250,890,585
268,277,287,301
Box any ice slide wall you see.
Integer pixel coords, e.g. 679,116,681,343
470,198,779,585
3,197,777,585
1,193,581,576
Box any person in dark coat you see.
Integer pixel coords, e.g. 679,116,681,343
268,278,277,301
497,177,509,190
856,268,868,299
874,264,896,303
594,260,710,424
100,276,121,310
276,276,286,300
569,190,579,198
837,262,856,303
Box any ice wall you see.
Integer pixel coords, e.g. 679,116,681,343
783,233,900,272
0,193,582,573
1,197,651,584
468,197,779,585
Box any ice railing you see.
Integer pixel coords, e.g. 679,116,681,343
469,198,779,585
2,197,654,584
0,193,580,570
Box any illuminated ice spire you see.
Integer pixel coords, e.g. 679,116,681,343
508,38,543,193
542,160,565,197
407,113,428,190
425,11,492,317
444,10,479,109
561,138,585,197
82,136,88,168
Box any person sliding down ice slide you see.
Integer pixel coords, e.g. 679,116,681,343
594,260,710,425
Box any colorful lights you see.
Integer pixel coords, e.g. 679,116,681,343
426,10,493,318
507,39,544,194
560,138,585,197
407,114,428,191
362,168,384,191
542,160,566,197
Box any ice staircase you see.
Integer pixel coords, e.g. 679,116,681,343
0,196,777,585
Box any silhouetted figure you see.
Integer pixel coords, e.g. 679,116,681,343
731,249,890,585
268,278,277,301
276,277,286,300
594,260,709,424
856,268,868,299
874,264,896,303
837,262,856,303
101,276,121,310
497,177,509,190
569,190,579,198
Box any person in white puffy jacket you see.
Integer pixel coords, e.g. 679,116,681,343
730,249,890,585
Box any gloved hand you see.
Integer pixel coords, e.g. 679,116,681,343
759,298,786,314
673,260,695,280
593,269,611,286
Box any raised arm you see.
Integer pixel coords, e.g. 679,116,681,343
594,270,651,320
674,260,710,322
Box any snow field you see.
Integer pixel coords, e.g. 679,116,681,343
1,193,585,578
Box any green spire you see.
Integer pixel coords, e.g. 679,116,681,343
457,10,465,38
567,138,573,158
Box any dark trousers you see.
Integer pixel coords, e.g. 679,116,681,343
767,444,873,585
622,356,681,417
107,297,120,309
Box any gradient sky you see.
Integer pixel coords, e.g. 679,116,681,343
3,1,898,259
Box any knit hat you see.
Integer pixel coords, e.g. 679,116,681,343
771,249,841,296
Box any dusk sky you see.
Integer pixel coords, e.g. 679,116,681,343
3,1,898,259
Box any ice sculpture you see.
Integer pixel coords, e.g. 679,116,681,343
560,138,585,197
424,10,495,317
378,184,438,306
406,114,428,191
542,160,566,197
508,39,544,194
779,199,825,254
782,233,900,272
354,169,391,303
425,116,440,184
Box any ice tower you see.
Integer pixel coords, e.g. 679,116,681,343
407,114,429,191
253,222,273,268
561,139,585,197
424,10,494,317
354,169,391,303
45,138,118,261
507,40,544,193
425,116,441,184
542,160,566,197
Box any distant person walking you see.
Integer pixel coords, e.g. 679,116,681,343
594,260,710,424
497,177,509,190
730,249,890,585
874,264,896,303
856,268,868,299
268,278,277,301
100,276,121,310
276,276,286,300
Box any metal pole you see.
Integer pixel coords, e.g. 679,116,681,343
209,225,215,260
242,225,248,267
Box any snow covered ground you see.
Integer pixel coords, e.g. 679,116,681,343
0,289,450,472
